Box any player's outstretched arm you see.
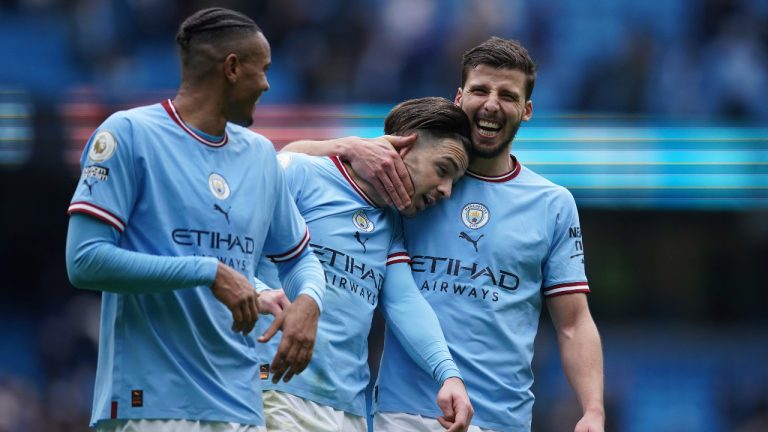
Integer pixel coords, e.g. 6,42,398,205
380,263,473,430
547,294,605,432
283,135,417,211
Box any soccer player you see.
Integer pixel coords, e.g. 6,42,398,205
283,37,605,432
65,8,325,432
255,97,475,432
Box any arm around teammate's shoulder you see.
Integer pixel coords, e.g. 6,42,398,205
283,135,417,210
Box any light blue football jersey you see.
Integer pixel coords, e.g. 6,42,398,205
375,156,590,431
67,100,311,426
256,153,409,417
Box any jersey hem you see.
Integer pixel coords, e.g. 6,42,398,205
92,411,265,428
542,281,590,297
267,227,311,262
69,202,126,232
386,252,411,265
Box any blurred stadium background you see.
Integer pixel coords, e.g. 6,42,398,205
1,0,767,431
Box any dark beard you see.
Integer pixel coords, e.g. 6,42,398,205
473,122,520,158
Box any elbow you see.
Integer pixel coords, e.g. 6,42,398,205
66,260,94,291
65,248,99,291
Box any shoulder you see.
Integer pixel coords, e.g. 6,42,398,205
518,164,576,205
94,104,167,140
108,103,165,125
274,153,341,188
86,105,161,159
276,152,329,172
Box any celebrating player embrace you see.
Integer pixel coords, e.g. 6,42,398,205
256,97,475,432
284,37,605,432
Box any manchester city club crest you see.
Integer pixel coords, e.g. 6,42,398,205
208,173,231,200
352,209,374,232
461,203,489,229
88,131,117,162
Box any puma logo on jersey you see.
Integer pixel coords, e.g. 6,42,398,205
82,179,96,195
213,204,231,224
459,231,484,252
354,231,369,253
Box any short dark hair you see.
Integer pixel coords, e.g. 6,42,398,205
384,97,472,159
176,8,262,71
461,37,537,100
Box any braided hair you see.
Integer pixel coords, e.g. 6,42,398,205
175,8,262,75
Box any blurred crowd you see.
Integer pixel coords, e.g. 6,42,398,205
0,0,766,119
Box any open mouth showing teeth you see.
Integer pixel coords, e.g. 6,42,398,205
476,119,502,137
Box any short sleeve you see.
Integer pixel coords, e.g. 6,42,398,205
274,152,306,203
262,150,311,263
541,188,590,297
67,113,137,232
386,212,411,266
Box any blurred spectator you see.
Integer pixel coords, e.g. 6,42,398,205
734,399,768,432
0,0,766,119
576,30,654,113
700,13,768,119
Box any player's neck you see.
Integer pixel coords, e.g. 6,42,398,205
172,89,228,137
344,162,388,208
469,153,516,177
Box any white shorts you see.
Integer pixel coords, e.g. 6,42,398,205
95,419,266,432
263,390,367,432
374,411,499,432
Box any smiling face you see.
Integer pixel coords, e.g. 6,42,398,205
399,134,470,217
224,32,271,126
455,64,532,159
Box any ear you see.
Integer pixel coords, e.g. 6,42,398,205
398,136,415,158
522,99,533,122
223,53,240,83
454,87,463,106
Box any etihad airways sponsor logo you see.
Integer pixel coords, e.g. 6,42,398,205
419,279,501,302
311,242,385,293
172,228,255,254
311,242,385,305
410,255,519,291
